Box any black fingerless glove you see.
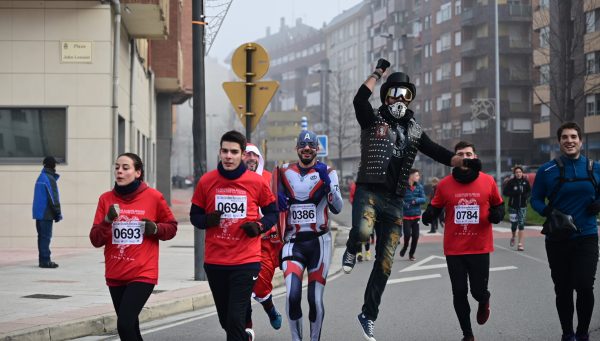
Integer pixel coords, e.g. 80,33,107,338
376,58,391,72
205,210,223,228
488,203,505,224
143,219,158,236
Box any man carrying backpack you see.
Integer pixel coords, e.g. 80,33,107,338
531,122,599,341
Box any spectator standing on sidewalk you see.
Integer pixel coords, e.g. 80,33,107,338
89,153,178,340
340,58,465,341
190,130,277,341
427,177,443,233
531,122,599,341
502,165,530,251
399,169,426,261
422,141,505,341
243,143,283,331
32,156,62,269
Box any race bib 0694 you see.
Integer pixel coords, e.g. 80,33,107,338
289,204,317,224
454,205,480,225
215,194,247,219
112,221,143,245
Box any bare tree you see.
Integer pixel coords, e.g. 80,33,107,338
533,0,600,122
327,71,361,181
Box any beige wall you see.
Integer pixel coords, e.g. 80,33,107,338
0,1,156,247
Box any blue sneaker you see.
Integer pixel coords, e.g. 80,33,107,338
267,306,282,330
575,333,589,341
357,313,376,341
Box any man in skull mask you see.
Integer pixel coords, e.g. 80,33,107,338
341,58,468,341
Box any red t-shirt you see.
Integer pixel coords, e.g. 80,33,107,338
261,169,272,187
191,169,275,266
89,183,178,285
431,172,503,256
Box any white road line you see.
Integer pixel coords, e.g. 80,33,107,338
493,227,512,233
527,225,543,231
399,255,447,272
490,266,518,272
494,243,549,265
388,274,442,284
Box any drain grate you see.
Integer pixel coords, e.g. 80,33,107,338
23,294,70,299
152,290,166,294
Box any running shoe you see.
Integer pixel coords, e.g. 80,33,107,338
510,237,515,247
461,336,475,341
575,333,589,341
399,247,407,257
561,333,575,341
357,252,364,262
409,256,416,261
365,250,372,261
267,306,282,330
245,328,255,341
476,301,490,325
342,248,356,274
357,313,376,341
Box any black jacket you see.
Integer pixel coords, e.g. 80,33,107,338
503,177,531,209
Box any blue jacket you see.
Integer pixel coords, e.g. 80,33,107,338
403,182,426,217
32,168,62,221
531,155,599,237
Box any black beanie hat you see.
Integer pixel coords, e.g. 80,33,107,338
43,156,57,169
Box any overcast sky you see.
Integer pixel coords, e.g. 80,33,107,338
207,0,363,63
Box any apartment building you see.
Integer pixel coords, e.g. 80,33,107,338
533,0,600,159
0,0,191,247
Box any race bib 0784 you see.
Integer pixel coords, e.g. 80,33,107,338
289,204,317,224
112,221,143,245
215,194,247,219
454,205,480,225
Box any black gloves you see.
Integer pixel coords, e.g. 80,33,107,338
422,204,442,226
488,203,505,224
462,158,482,172
586,200,600,215
105,204,119,223
143,219,158,236
54,214,63,223
376,58,391,72
205,210,223,228
542,205,553,217
241,222,262,237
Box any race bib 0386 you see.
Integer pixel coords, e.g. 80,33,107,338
289,203,317,225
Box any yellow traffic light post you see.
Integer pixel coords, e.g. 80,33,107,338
223,43,279,142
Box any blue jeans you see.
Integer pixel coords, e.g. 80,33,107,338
36,220,53,263
346,185,403,320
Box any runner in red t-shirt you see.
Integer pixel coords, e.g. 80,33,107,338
243,143,283,331
189,131,277,341
89,153,178,340
422,141,504,341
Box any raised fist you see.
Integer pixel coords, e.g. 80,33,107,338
105,204,120,223
376,58,391,72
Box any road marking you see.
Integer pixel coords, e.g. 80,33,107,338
399,255,447,272
490,266,518,271
527,225,543,231
388,274,442,284
494,244,549,265
493,227,512,233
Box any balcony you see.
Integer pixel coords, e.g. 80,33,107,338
461,37,491,57
460,69,492,88
121,0,169,39
499,4,531,22
498,36,531,55
533,85,550,105
461,7,488,27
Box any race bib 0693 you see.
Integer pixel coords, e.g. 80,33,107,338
454,205,480,225
215,194,247,219
112,221,143,245
289,204,317,224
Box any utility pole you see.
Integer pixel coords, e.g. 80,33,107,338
494,0,501,184
192,0,207,281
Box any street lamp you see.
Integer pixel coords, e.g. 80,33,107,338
494,0,501,184
315,67,332,136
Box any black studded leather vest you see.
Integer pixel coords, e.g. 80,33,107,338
356,111,422,197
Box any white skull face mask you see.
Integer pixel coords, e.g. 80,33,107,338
388,101,407,120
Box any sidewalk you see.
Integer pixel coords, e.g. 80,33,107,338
0,188,345,340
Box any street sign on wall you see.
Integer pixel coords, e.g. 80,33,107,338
317,135,328,157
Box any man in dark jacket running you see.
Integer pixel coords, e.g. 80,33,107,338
341,58,471,341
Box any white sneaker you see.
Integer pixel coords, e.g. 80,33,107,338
245,328,255,341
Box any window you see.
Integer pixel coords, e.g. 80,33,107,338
455,0,461,15
586,94,600,116
586,10,600,33
462,120,475,134
442,122,452,138
539,26,549,48
424,71,432,84
424,15,431,29
436,93,452,110
441,32,451,51
455,92,462,107
454,31,461,46
0,108,67,162
586,52,600,74
424,99,431,112
540,104,550,121
539,0,549,8
424,43,432,58
539,64,550,85
436,2,452,24
455,61,462,76
507,118,532,132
